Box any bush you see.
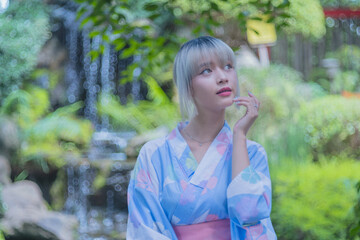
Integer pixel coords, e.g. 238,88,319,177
328,45,360,73
0,0,50,100
0,86,94,171
271,159,360,240
227,65,326,161
98,76,180,133
347,180,360,239
295,95,360,161
333,71,360,93
309,45,360,94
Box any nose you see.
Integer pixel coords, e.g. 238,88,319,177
216,69,228,84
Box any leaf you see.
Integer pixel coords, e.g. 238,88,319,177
192,25,201,35
80,17,92,28
210,2,220,11
89,30,101,38
277,1,290,9
148,13,161,20
89,50,100,61
279,13,291,18
144,3,159,12
14,170,28,182
250,17,263,21
266,16,276,23
103,34,110,42
113,39,126,51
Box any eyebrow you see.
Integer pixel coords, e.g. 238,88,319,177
198,62,213,68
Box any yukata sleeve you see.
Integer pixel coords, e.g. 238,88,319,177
126,146,177,240
227,143,277,239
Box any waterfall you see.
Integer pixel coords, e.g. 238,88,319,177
51,2,139,239
100,41,112,131
84,35,101,129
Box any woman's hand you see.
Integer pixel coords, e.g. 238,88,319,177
232,91,260,137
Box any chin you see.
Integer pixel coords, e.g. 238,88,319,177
223,99,234,108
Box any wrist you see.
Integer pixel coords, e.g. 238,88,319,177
233,131,247,141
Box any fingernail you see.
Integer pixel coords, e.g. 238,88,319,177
248,91,253,96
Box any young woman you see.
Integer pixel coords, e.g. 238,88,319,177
126,36,277,240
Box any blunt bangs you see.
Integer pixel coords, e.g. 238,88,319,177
173,36,236,120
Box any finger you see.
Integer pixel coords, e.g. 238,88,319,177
248,91,255,98
233,97,251,102
248,91,260,103
237,99,259,112
234,101,254,112
236,101,258,118
247,93,260,110
233,100,251,106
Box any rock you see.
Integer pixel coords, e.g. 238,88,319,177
0,117,19,157
1,180,78,240
0,155,11,185
37,37,67,70
125,126,168,158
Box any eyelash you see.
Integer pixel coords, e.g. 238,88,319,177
200,68,211,74
199,64,233,75
225,64,233,69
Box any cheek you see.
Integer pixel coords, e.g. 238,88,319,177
231,74,239,94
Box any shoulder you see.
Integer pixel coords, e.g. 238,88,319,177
139,136,167,156
131,136,167,180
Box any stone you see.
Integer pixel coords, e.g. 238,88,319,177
0,155,11,185
0,117,19,157
1,180,78,240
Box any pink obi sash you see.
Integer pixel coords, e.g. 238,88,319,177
173,219,231,240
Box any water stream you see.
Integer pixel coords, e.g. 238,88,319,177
50,2,141,238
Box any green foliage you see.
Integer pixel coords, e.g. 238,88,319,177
0,0,50,100
98,76,180,133
14,170,28,182
74,0,294,90
329,45,360,73
348,181,360,239
309,67,331,92
271,159,360,240
0,86,94,171
277,0,325,39
311,45,360,93
295,95,360,161
50,169,66,211
333,71,360,93
227,65,326,161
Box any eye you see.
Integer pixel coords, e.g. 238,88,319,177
200,68,212,75
225,64,233,70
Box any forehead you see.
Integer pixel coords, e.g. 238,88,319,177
187,46,234,74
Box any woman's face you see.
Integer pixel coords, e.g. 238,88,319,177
191,56,238,114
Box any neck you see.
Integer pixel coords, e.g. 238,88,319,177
185,109,225,141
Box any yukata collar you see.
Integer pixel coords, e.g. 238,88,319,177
166,121,232,187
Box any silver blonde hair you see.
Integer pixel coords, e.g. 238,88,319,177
173,36,237,120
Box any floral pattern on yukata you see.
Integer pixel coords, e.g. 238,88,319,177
127,121,277,240
241,167,261,184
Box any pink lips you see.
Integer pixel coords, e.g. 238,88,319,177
216,87,232,97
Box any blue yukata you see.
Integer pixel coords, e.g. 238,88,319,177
127,121,277,239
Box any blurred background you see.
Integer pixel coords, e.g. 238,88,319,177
0,0,360,239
